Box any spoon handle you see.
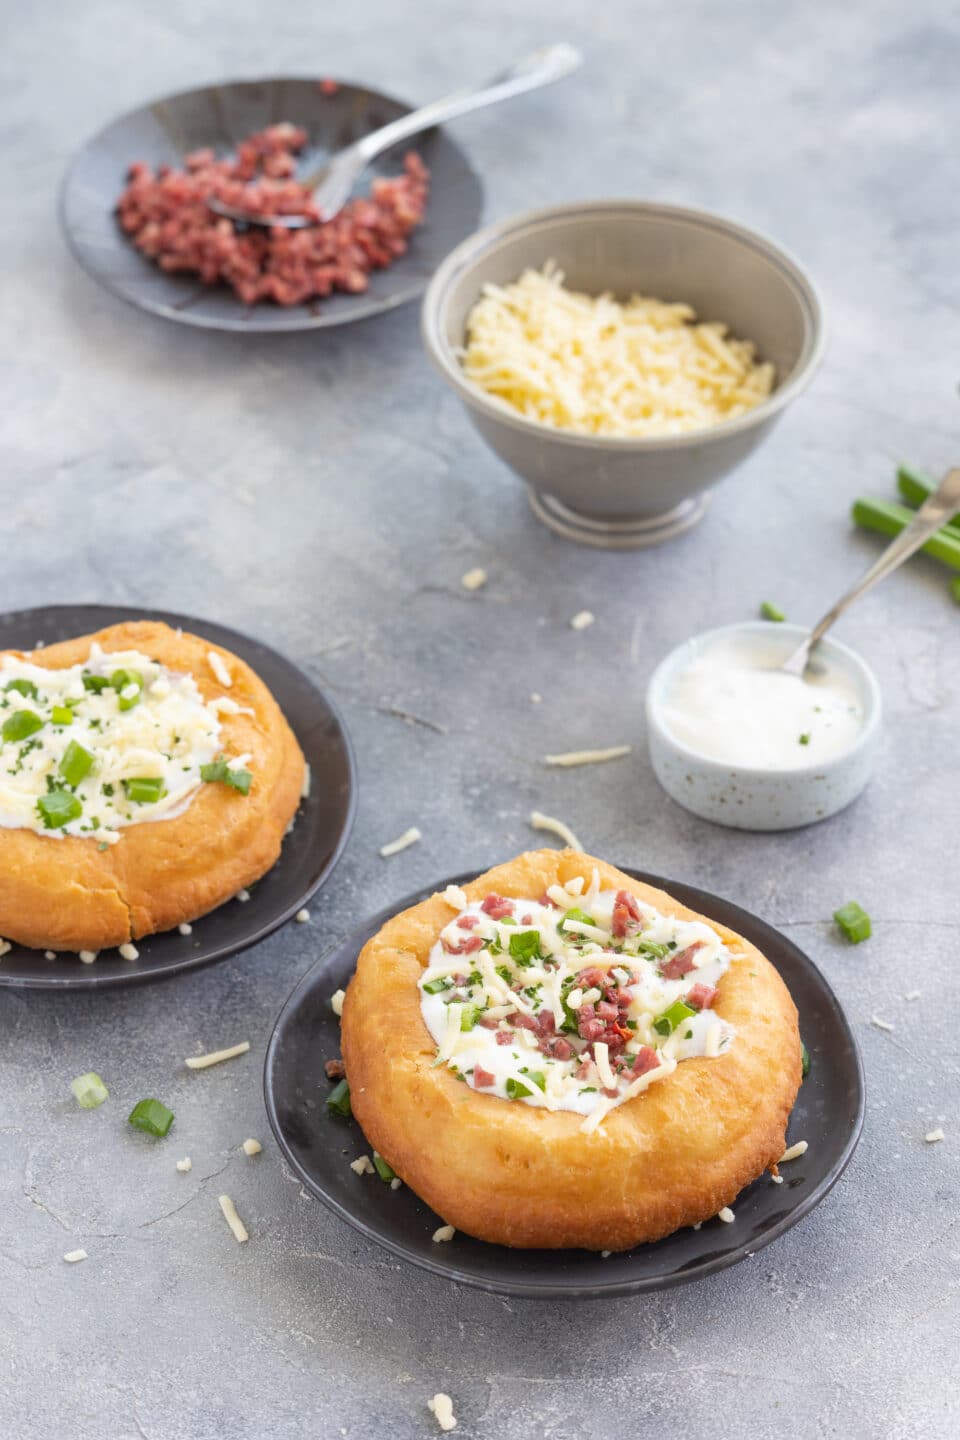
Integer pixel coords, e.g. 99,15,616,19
351,44,582,163
807,466,960,649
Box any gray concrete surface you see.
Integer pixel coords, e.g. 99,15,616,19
1,1,957,1436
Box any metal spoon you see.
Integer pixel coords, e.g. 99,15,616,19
781,466,960,677
208,43,582,229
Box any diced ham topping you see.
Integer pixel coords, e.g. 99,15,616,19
686,982,718,1011
611,889,642,938
514,1012,539,1032
481,893,515,920
478,1016,500,1029
441,934,484,955
457,915,479,930
536,1011,556,1037
660,941,705,979
495,1030,513,1046
629,1046,660,1077
597,1001,619,1022
474,1065,495,1088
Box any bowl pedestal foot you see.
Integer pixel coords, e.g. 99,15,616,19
527,489,710,548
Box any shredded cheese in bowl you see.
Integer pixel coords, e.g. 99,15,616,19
461,263,774,439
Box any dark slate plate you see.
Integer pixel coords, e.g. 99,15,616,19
0,605,356,989
59,76,484,333
265,869,864,1298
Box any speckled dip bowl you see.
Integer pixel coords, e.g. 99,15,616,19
645,622,882,831
421,201,825,548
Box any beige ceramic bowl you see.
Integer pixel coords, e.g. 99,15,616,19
421,201,825,547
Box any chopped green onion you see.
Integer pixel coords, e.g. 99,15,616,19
558,907,596,935
326,1078,352,1117
637,939,671,959
108,669,143,711
70,1072,109,1109
896,464,960,537
653,999,697,1036
128,1098,174,1137
51,705,73,725
200,757,252,794
760,601,786,622
852,497,960,570
5,678,38,699
498,916,517,926
494,964,512,984
422,976,453,995
951,576,960,606
2,709,43,744
800,1040,810,1078
508,929,541,965
82,672,110,693
518,1068,546,1092
372,1152,396,1182
460,1003,483,1032
505,1077,533,1100
36,789,82,829
833,901,871,944
123,776,167,805
799,733,811,746
59,739,95,788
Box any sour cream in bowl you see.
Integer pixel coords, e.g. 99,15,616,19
645,622,881,831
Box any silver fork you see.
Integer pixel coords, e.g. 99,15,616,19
208,43,582,229
781,466,960,677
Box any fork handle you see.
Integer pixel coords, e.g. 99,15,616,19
351,44,582,162
806,466,960,649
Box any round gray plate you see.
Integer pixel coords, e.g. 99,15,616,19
264,870,864,1298
59,76,484,332
0,605,356,989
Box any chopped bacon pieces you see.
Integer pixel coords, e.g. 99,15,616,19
457,914,479,930
115,127,430,307
611,889,642,938
495,1030,513,1046
481,893,515,920
324,1058,346,1081
473,1065,495,1088
686,982,718,1011
629,1046,660,1078
660,941,705,979
441,934,483,955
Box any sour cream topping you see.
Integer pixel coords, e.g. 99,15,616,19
659,631,864,770
419,871,735,1133
0,645,240,842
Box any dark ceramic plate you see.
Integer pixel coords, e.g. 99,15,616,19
0,605,356,989
265,869,864,1298
59,76,484,333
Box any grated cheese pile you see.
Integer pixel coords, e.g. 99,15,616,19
461,262,775,438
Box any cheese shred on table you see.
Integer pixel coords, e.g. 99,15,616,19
461,263,775,438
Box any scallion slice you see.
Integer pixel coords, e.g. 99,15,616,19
59,739,95,788
326,1078,352,1117
70,1072,109,1109
760,601,786,622
459,1003,482,1032
653,999,697,1036
82,673,110,693
422,976,453,995
128,1098,174,1137
51,705,73,725
200,757,252,794
557,907,596,935
5,678,38,699
508,929,541,965
800,1040,810,1078
109,669,143,711
505,1077,532,1100
2,709,43,744
833,901,871,944
36,789,82,829
123,776,167,805
372,1152,396,1182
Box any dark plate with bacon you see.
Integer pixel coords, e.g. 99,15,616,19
264,868,864,1298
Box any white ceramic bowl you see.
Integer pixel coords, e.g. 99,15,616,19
645,622,882,831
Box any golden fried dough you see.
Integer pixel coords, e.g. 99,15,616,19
0,621,304,951
342,848,801,1250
